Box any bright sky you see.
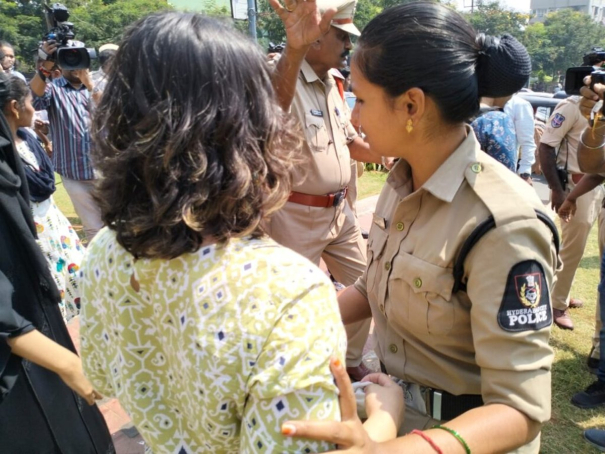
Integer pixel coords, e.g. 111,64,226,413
457,0,531,12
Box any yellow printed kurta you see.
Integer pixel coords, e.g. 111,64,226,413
80,231,346,453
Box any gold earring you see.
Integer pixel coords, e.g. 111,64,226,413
15,112,19,120
406,119,413,134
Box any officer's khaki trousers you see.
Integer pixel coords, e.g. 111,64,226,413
552,180,605,357
264,199,370,367
552,182,605,311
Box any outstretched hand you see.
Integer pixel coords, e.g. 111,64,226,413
281,358,403,453
268,0,336,50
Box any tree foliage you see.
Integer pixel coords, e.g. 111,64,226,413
2,0,605,78
0,0,171,71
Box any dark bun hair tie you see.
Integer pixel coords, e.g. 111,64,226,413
475,33,531,98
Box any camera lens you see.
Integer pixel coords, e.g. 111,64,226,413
62,49,81,67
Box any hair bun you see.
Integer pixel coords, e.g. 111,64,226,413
475,33,531,98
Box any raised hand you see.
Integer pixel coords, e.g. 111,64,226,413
268,0,336,50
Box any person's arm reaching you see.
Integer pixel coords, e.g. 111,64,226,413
268,0,336,111
558,173,605,222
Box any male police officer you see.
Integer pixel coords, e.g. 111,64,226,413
268,0,381,380
539,51,605,336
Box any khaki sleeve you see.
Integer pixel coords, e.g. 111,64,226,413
345,119,358,144
341,99,358,144
540,101,578,148
353,271,368,299
464,218,556,423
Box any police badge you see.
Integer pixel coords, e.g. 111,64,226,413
551,113,565,128
516,274,541,308
498,261,552,332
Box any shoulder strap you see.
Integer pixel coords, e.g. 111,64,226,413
452,210,559,294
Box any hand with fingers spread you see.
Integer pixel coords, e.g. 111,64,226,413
268,0,336,50
281,358,403,452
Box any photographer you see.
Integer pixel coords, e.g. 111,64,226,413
538,51,605,332
30,40,102,241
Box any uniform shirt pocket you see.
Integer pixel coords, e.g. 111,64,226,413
389,253,455,336
305,113,330,152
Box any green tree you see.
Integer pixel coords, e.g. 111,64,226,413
539,9,605,77
464,0,528,39
0,0,172,72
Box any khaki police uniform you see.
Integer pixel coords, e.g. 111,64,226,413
264,59,370,367
541,96,605,350
354,130,557,453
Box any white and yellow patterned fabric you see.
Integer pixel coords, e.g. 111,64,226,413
80,230,346,453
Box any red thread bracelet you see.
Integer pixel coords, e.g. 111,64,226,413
411,429,443,454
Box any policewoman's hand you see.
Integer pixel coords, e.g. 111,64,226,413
281,358,403,453
268,0,336,51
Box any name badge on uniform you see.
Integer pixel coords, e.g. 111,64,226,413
310,109,323,117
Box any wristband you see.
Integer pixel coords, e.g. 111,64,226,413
432,425,471,454
411,429,443,454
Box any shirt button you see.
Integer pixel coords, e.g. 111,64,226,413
385,262,391,271
413,278,423,288
396,222,404,231
389,344,398,354
471,163,482,173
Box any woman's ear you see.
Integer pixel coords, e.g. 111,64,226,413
8,99,19,118
393,87,426,124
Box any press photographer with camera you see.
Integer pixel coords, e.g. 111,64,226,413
537,50,605,332
30,39,103,241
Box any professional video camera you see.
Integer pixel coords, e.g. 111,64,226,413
42,2,96,70
267,42,285,54
565,47,605,95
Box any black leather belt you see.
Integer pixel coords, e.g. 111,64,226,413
380,362,483,421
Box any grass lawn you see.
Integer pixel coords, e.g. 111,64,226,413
357,170,389,200
53,169,605,452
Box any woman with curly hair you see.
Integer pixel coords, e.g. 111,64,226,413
79,11,347,453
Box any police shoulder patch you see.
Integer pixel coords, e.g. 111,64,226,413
551,113,565,128
497,260,552,332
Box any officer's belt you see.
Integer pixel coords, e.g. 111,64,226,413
380,362,483,421
288,187,348,208
570,173,584,185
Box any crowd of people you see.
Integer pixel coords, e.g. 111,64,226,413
2,0,605,452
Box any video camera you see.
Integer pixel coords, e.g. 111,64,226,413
42,3,96,70
267,42,285,54
565,48,605,95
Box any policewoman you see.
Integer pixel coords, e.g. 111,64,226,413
282,2,559,453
